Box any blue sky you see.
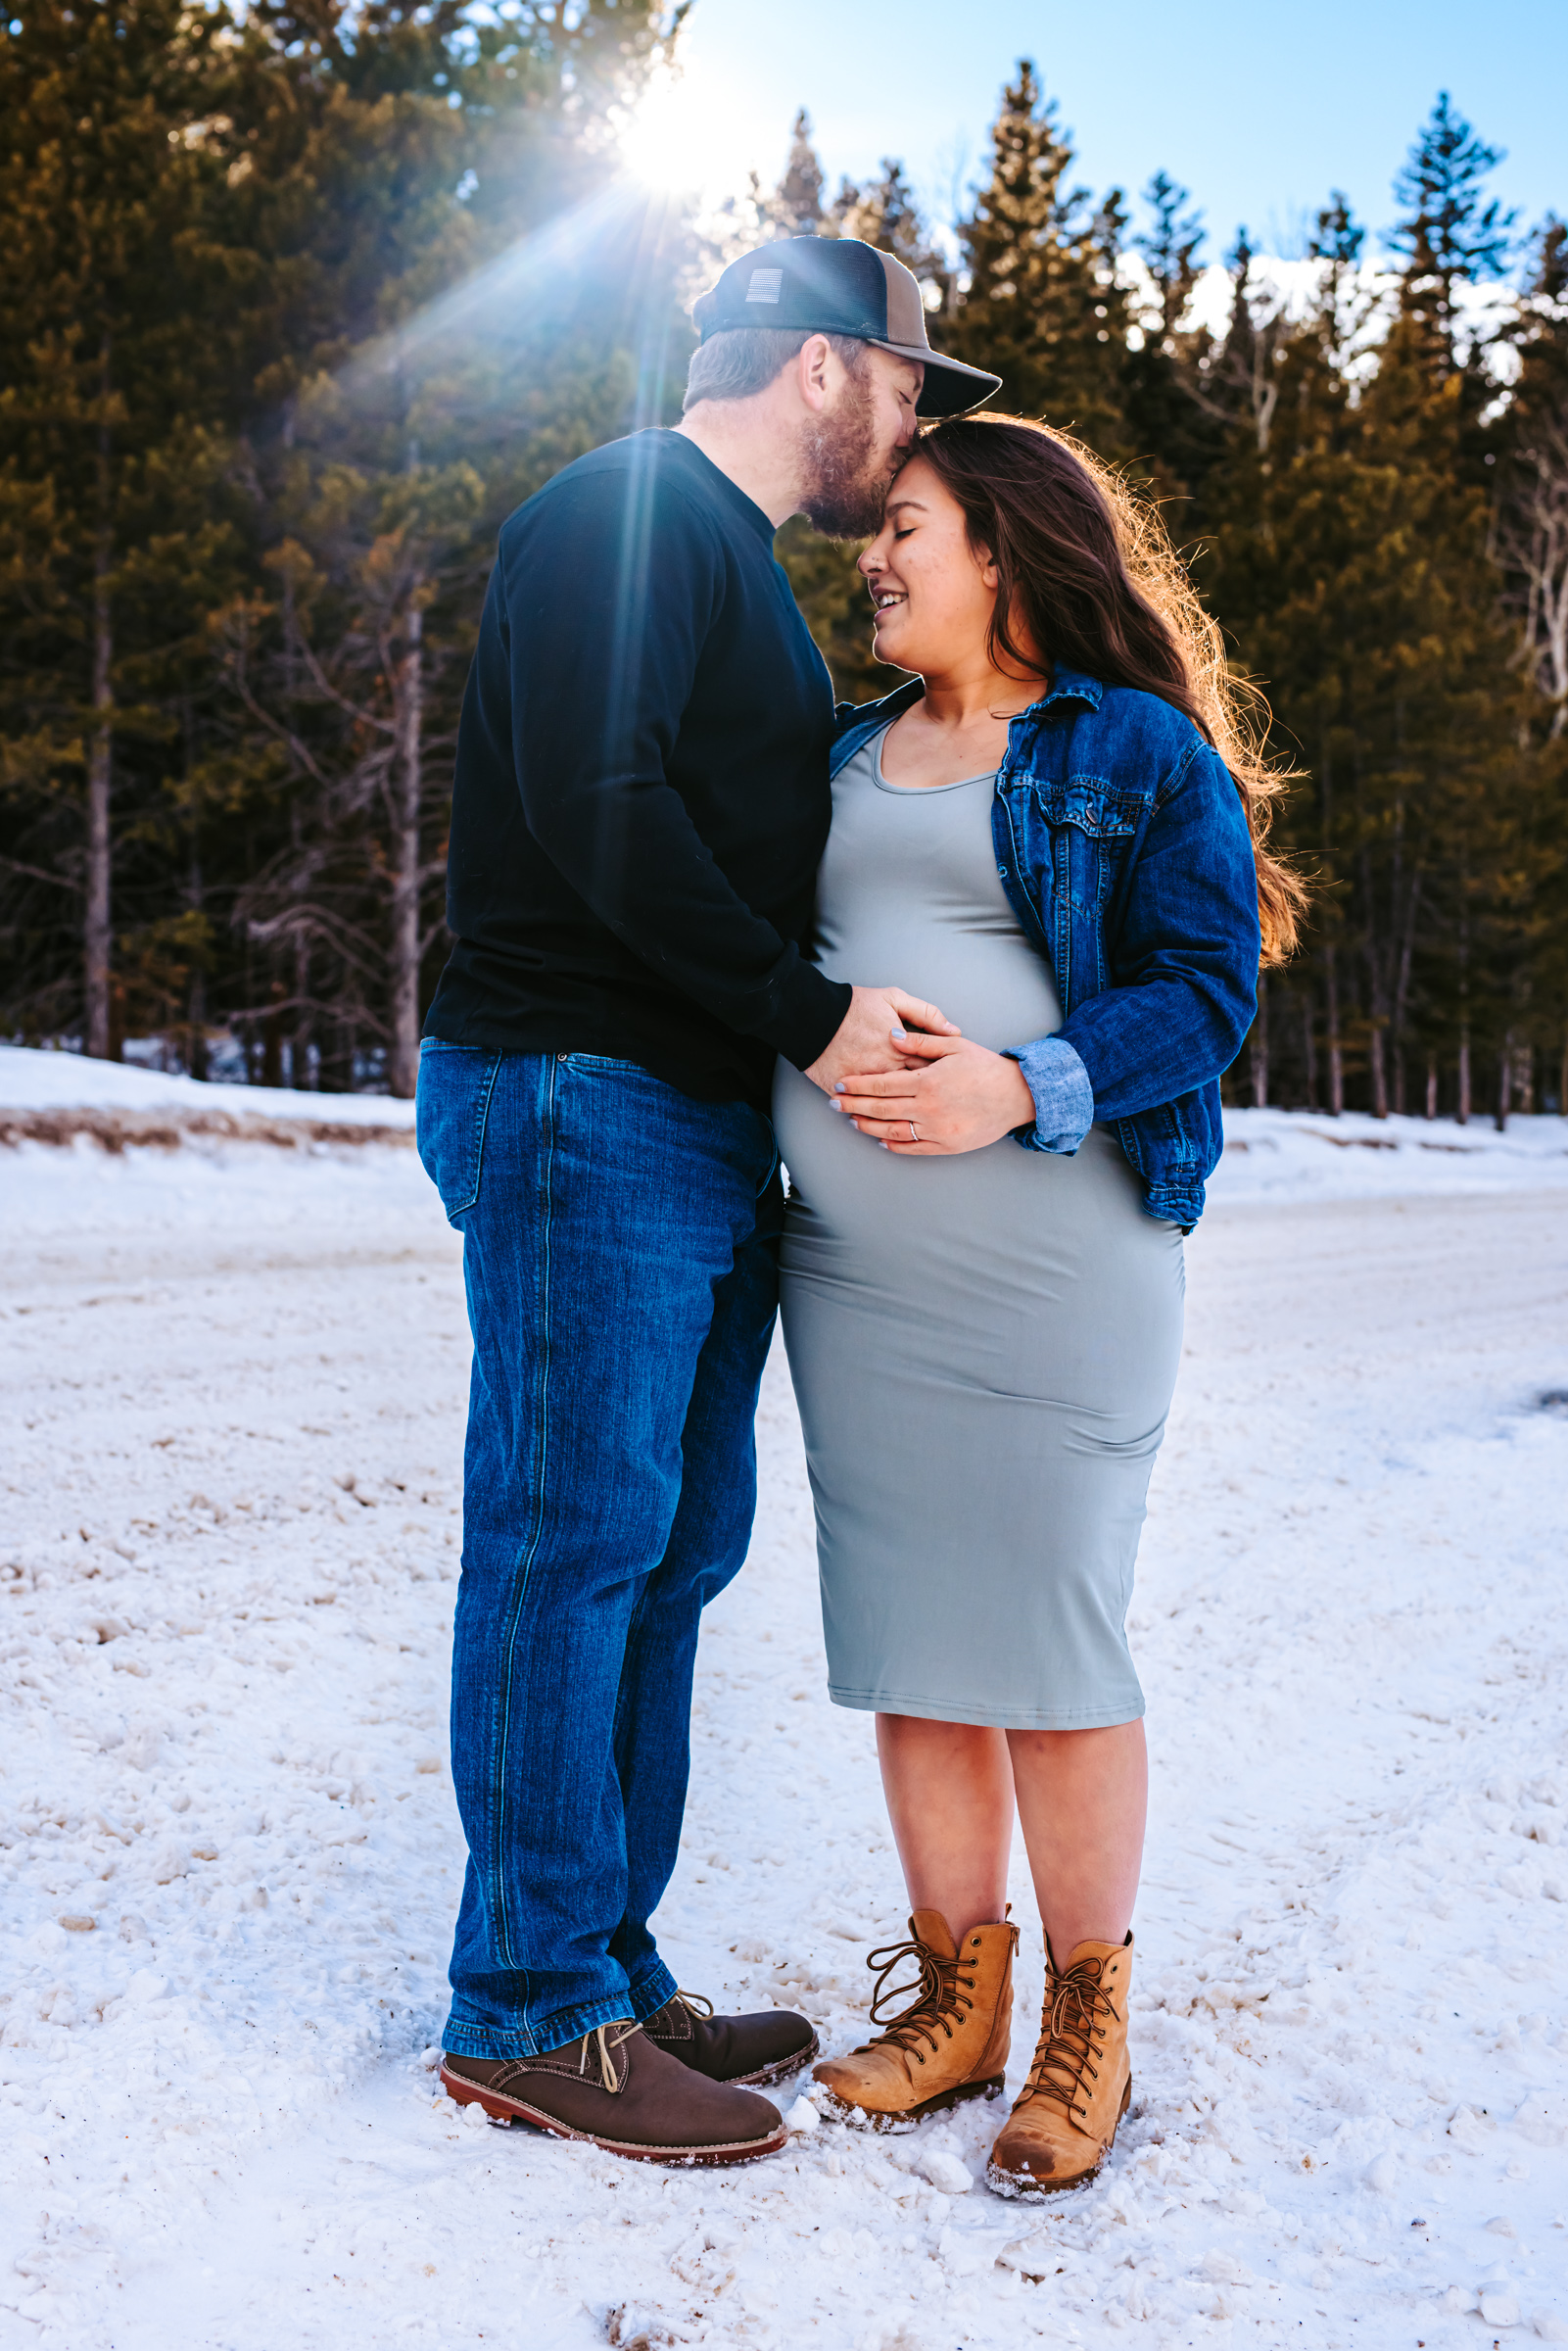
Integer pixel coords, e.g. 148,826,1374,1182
645,0,1564,267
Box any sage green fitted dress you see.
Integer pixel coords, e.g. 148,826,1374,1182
773,727,1185,1730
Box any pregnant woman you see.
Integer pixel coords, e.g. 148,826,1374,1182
773,414,1303,2195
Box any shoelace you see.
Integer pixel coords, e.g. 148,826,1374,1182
853,1933,978,2065
1016,1956,1121,2120
672,1991,715,2022
578,2019,641,2095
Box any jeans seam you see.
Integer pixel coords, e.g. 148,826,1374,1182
492,1055,557,1978
463,1050,502,1217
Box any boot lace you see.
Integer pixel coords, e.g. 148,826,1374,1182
1016,1952,1121,2122
579,2020,642,2095
852,1932,979,2068
672,1991,714,2022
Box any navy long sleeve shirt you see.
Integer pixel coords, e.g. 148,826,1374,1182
424,430,852,1107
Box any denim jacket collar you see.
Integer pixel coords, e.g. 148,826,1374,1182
1033,666,1103,715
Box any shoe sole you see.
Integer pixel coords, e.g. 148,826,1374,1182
984,2076,1132,2198
813,2074,1006,2135
439,2061,787,2168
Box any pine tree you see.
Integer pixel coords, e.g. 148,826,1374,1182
1495,218,1568,736
0,0,679,1079
1391,92,1516,364
945,62,1130,454
0,0,251,1056
1117,173,1226,507
1208,169,1539,1121
771,109,828,237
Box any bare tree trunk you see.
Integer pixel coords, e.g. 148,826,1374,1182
1496,1030,1513,1132
1369,1022,1390,1121
1324,946,1345,1115
387,589,424,1099
1249,980,1268,1108
1303,989,1318,1110
188,964,208,1082
294,925,313,1089
84,342,115,1059
1424,1054,1438,1119
261,983,285,1088
1559,1027,1568,1119
1457,1026,1471,1125
1456,851,1471,1128
1515,1041,1535,1116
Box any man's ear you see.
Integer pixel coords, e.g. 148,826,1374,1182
795,333,835,413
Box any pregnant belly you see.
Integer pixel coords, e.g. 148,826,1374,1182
772,1053,1041,1270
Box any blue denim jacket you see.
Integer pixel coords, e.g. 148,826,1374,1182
832,667,1260,1227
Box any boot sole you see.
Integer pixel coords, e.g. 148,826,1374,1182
984,2076,1132,2199
440,2061,787,2168
814,2074,1006,2135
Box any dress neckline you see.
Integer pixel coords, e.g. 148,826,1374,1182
867,724,998,797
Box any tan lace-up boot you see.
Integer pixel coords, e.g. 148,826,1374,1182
985,1932,1133,2196
813,1909,1018,2133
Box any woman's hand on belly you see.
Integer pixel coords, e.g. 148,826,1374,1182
830,1033,1037,1155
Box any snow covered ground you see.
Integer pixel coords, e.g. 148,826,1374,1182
2,1058,1567,2349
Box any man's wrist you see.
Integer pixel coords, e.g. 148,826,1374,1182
772,972,855,1073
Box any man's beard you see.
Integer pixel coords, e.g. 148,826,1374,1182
798,375,897,539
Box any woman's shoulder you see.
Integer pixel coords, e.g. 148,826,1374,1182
832,680,924,738
1035,671,1212,780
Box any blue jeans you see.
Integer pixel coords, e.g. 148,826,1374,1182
415,1044,782,2059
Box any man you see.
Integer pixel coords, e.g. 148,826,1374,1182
415,236,999,2166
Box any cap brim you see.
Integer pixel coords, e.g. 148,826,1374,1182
869,341,1002,418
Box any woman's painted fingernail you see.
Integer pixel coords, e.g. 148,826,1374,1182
891,1027,908,1041
834,1081,846,1093
879,1140,889,1149
829,1099,841,1111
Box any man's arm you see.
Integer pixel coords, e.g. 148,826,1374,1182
500,461,849,1070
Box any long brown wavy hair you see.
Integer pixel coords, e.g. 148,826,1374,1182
912,413,1306,966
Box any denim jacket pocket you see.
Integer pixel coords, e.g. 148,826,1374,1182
1034,779,1140,915
415,1042,502,1224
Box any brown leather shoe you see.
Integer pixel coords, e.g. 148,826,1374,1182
641,1991,819,2087
813,1909,1018,2133
441,2020,786,2167
985,1933,1133,2197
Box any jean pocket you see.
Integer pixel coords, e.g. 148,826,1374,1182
557,1052,656,1077
415,1043,502,1223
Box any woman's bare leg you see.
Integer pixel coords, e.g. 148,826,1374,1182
875,1713,1015,1941
1006,1721,1147,1960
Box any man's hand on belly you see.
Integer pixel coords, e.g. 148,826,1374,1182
803,985,959,1094
829,1032,1036,1155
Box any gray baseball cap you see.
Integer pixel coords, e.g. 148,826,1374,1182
692,235,1001,418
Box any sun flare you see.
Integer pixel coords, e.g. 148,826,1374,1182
617,71,704,195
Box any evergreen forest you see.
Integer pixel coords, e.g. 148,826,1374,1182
2,4,1564,1119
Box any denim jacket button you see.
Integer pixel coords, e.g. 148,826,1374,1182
997,864,1008,878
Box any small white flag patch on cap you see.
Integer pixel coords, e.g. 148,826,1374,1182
744,267,784,304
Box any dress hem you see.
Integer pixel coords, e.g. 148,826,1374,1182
826,1682,1146,1732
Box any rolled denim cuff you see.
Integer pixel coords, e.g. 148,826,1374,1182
1003,1033,1095,1156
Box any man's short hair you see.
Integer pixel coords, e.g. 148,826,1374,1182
682,326,868,412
